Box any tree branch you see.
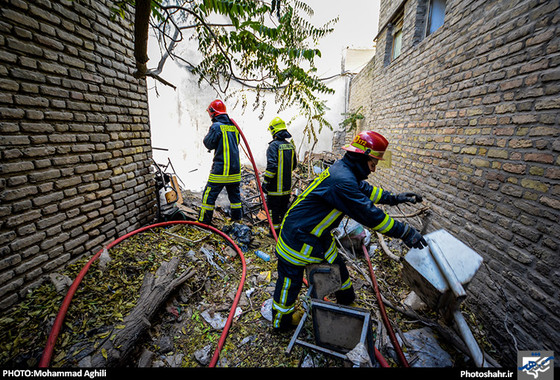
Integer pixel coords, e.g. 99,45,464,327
133,0,151,79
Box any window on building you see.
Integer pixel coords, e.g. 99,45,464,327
391,14,404,61
426,0,446,36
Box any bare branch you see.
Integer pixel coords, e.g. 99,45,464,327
146,70,177,89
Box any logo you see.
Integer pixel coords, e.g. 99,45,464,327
517,351,554,380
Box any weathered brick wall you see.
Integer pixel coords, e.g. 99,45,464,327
347,0,559,365
0,0,156,310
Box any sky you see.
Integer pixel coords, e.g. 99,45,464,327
305,1,380,76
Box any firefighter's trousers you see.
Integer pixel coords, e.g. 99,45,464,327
266,194,291,235
272,254,355,331
199,181,242,224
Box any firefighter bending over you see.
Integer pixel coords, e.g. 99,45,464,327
198,99,243,225
272,130,427,331
262,117,298,236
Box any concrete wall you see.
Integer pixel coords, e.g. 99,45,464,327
0,0,156,310
347,0,559,365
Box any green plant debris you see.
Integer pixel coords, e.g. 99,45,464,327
0,220,494,368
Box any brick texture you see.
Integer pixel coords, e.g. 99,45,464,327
0,0,156,310
346,0,559,365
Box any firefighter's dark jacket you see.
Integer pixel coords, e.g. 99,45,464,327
276,152,407,266
203,114,240,184
263,130,297,196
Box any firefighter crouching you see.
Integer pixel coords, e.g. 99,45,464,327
198,99,243,225
262,117,298,236
272,130,427,332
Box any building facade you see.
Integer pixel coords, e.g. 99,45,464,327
0,0,156,310
347,0,559,365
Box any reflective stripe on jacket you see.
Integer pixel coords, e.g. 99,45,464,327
276,154,407,266
203,114,241,184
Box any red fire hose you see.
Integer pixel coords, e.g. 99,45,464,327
38,127,396,369
40,116,283,368
39,220,246,368
362,244,410,367
374,348,390,368
230,118,278,242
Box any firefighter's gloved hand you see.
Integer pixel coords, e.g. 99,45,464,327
401,225,427,249
396,192,423,204
261,182,268,194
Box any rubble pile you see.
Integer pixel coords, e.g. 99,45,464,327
0,157,497,368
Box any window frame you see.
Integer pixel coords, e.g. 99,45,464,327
391,14,404,61
425,0,446,37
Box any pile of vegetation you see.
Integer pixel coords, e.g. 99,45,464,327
0,213,496,368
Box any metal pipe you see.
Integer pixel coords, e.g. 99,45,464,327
426,237,467,300
453,308,486,367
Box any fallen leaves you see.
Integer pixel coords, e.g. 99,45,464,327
0,212,494,368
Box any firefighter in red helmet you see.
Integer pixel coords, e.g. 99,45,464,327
271,130,426,331
198,99,243,225
207,99,227,117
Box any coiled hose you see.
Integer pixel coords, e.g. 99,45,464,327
39,220,246,368
40,118,281,368
39,126,399,368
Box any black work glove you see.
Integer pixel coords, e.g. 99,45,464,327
396,192,423,204
261,182,268,194
401,225,428,249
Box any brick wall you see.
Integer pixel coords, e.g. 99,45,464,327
347,0,559,365
0,0,156,310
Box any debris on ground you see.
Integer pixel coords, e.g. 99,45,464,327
0,156,499,368
398,327,454,367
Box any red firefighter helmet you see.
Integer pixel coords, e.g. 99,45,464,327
342,131,388,160
207,99,227,117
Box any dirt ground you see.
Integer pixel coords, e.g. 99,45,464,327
0,216,497,368
0,165,499,368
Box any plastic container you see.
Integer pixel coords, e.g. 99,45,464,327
255,250,270,262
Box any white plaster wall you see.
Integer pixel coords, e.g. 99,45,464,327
147,1,380,191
